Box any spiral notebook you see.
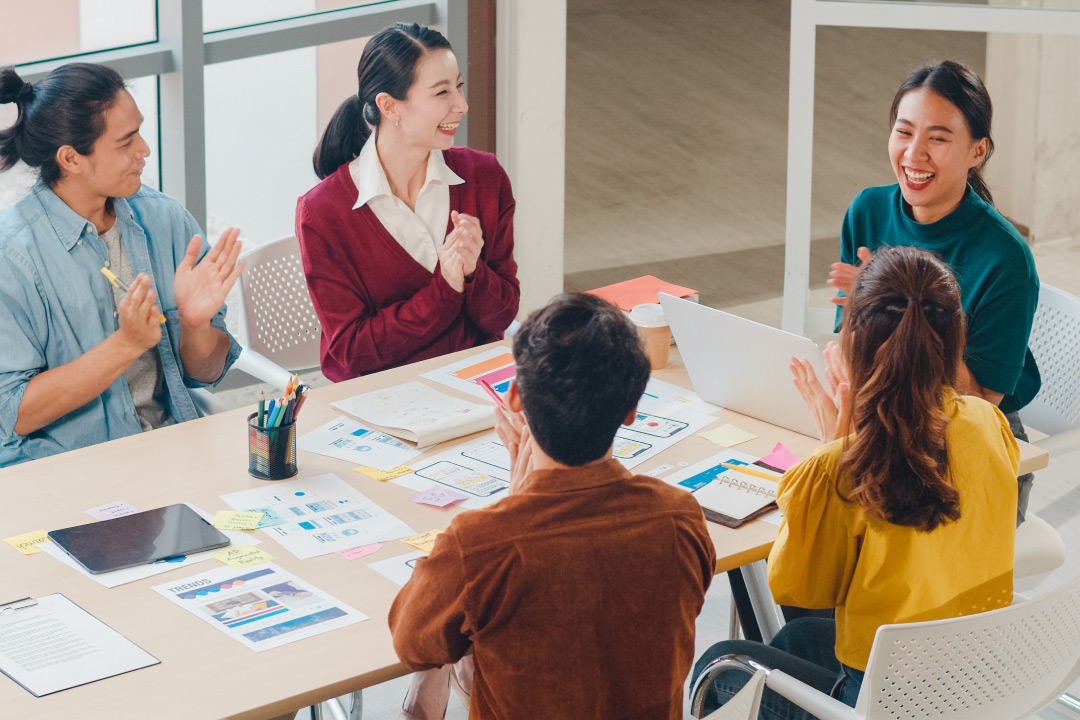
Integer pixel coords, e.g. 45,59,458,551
664,452,782,528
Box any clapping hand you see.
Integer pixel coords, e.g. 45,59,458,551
828,246,872,306
173,227,245,328
790,341,851,443
495,405,533,494
445,211,484,277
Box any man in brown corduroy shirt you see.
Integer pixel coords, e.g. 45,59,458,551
389,293,717,720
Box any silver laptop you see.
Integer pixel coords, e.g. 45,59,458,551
659,293,827,438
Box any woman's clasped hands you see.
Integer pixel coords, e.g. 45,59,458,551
438,210,484,293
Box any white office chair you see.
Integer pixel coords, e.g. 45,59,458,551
237,235,322,379
690,576,1080,719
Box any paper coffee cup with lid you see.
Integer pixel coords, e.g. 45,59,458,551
630,303,671,370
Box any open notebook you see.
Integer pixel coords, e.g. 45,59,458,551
663,452,783,528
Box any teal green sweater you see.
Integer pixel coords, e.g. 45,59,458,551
837,184,1040,414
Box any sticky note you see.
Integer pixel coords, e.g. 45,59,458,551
85,501,139,521
756,442,800,473
212,545,274,568
700,424,758,447
355,465,415,481
4,529,50,556
402,529,443,554
244,506,288,528
211,510,264,531
336,543,383,560
410,487,468,508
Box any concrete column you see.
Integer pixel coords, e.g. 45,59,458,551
985,0,1080,244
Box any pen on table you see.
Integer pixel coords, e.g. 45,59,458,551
100,268,166,323
257,392,265,427
478,379,508,411
720,462,780,482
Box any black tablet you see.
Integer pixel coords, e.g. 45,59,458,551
48,504,230,574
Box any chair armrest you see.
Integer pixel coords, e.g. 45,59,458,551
766,670,856,720
190,388,231,417
233,348,293,390
1034,427,1080,456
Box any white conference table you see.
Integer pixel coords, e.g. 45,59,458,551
0,342,1048,719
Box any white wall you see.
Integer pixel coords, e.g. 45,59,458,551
496,0,567,317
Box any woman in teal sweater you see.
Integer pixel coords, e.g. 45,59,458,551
830,60,1039,522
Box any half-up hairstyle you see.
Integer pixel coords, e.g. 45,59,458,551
312,23,452,179
839,246,967,532
890,60,995,206
0,63,126,186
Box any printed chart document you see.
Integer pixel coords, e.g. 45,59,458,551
421,347,517,402
0,594,158,696
152,563,366,652
392,433,512,510
220,474,415,559
37,503,260,588
332,382,495,448
664,450,783,527
298,415,421,471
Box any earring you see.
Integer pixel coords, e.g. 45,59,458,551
394,119,400,127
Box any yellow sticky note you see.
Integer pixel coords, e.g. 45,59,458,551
4,529,50,556
700,424,758,448
212,544,274,568
402,529,443,554
355,465,414,481
211,511,264,531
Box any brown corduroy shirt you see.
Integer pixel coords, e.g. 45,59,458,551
389,458,717,720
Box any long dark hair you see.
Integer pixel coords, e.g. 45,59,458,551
889,60,995,206
0,63,126,187
840,246,966,532
312,23,452,179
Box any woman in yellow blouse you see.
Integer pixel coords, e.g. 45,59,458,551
692,246,1019,719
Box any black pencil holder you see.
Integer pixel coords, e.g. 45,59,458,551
248,412,298,480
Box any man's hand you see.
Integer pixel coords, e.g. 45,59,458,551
828,246,872,306
115,274,162,355
495,406,533,493
173,228,245,328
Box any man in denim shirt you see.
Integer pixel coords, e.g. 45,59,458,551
0,64,243,466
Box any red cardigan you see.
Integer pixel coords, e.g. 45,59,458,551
295,148,519,380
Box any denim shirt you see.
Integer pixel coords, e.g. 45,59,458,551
0,182,241,466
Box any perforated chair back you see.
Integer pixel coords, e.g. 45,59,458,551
855,576,1080,719
237,235,321,372
1021,284,1080,436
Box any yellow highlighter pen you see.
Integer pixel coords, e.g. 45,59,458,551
100,267,167,324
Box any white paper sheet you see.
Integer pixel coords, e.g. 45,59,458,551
613,409,716,469
38,504,262,588
368,551,425,587
297,415,421,471
637,378,720,417
420,346,517,401
220,474,416,559
391,433,512,510
332,382,495,448
0,594,158,696
151,563,366,652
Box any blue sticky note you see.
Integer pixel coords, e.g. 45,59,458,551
245,506,288,528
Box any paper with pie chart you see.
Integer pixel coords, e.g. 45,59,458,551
152,563,366,652
219,474,415,560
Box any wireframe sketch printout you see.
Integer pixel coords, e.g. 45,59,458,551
421,347,517,401
298,415,421,470
220,474,416,559
331,382,495,447
152,563,366,652
369,551,425,587
0,594,158,697
391,433,511,510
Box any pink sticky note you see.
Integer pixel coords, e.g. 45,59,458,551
410,487,469,508
756,442,801,473
336,543,383,560
85,501,139,521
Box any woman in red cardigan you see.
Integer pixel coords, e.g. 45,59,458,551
296,23,519,380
